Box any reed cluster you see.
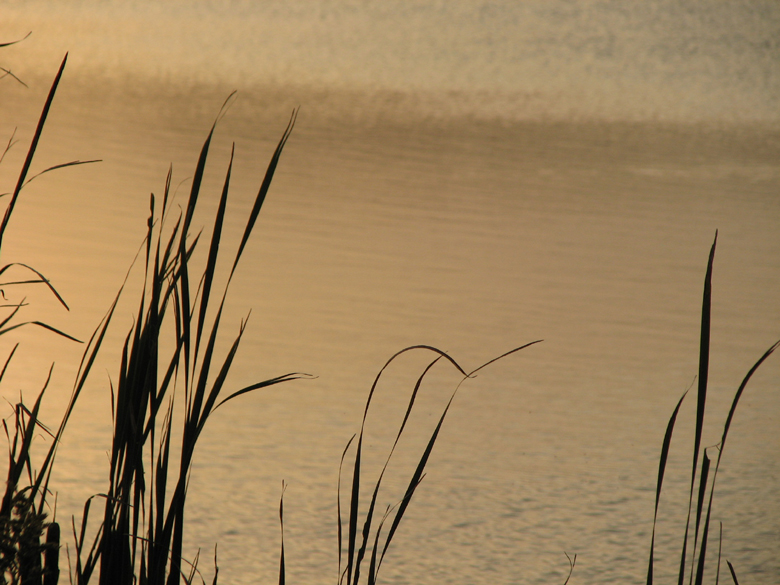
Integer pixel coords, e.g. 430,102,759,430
1,49,777,585
646,234,779,585
1,52,309,585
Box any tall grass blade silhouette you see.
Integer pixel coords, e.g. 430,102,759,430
726,560,740,585
646,390,687,585
0,54,66,251
691,337,780,585
715,522,722,585
677,231,716,585
279,482,287,585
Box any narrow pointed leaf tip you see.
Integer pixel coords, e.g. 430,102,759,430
0,53,68,252
230,107,298,279
0,31,31,48
279,480,286,585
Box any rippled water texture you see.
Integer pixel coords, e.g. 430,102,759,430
1,2,779,584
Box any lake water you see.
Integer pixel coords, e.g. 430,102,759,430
1,2,779,584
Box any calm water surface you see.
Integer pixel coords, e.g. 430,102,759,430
1,2,779,584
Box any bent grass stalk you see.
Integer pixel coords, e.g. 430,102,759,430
333,342,542,585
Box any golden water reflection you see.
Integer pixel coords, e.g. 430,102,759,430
1,77,779,584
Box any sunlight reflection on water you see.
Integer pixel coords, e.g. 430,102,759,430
1,1,779,582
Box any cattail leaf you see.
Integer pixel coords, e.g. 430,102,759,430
0,31,31,48
0,53,67,252
195,144,233,364
726,561,739,585
353,358,440,583
279,481,287,585
346,433,363,585
21,158,101,189
718,339,779,462
678,232,717,585
213,372,312,412
716,522,723,585
689,449,712,585
0,261,70,309
231,109,297,279
337,435,356,585
647,390,687,585
0,319,81,341
694,496,713,585
378,392,455,574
